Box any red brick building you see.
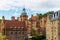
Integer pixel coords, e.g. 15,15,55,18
0,8,29,40
0,8,46,40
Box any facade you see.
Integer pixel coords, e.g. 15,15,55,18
0,8,46,40
40,17,46,34
46,11,60,40
29,14,46,35
0,8,28,40
1,17,28,40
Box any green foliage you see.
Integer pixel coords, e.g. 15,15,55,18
31,11,54,40
43,11,54,17
38,14,43,19
38,11,54,19
31,29,37,36
31,34,46,40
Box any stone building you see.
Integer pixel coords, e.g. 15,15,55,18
29,14,40,34
29,14,46,35
40,17,46,34
0,8,29,40
0,16,28,40
0,8,46,40
46,10,60,40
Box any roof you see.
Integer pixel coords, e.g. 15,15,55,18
31,16,38,21
2,20,27,31
20,8,28,17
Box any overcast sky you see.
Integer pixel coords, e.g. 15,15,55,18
0,0,60,19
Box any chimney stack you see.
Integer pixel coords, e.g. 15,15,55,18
11,16,15,20
2,16,5,23
2,16,5,20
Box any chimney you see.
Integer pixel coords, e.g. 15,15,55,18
11,16,15,20
2,16,5,20
2,16,5,23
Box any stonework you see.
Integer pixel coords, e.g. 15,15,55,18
46,11,60,40
0,8,46,40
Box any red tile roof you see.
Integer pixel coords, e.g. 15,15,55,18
3,20,26,28
31,16,38,21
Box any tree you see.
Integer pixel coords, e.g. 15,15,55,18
31,34,46,40
38,11,54,19
31,28,36,36
43,11,54,17
38,14,43,19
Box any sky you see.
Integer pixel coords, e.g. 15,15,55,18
0,0,60,19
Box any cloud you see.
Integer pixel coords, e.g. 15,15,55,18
0,0,60,11
13,12,19,17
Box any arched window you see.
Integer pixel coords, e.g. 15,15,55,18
15,31,17,34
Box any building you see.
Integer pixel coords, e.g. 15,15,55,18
0,8,28,40
29,14,41,35
0,8,46,40
46,10,60,40
40,17,46,34
29,14,46,35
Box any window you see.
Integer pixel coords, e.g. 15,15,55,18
51,39,53,40
18,27,20,29
54,14,55,18
55,37,56,40
57,12,58,16
15,32,17,34
22,31,24,34
19,32,21,34
11,31,13,34
3,29,5,35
